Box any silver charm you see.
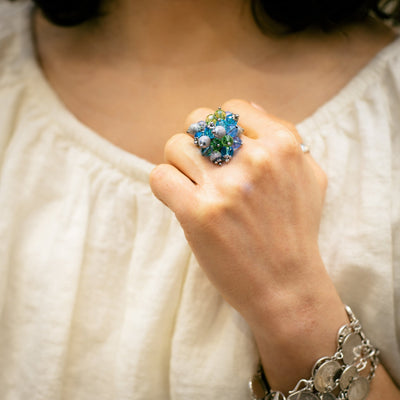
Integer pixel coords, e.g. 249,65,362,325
342,333,363,365
186,122,202,135
320,393,336,400
266,392,286,400
197,135,211,148
338,325,353,344
347,377,370,400
209,151,222,164
339,365,358,390
313,360,341,392
287,390,319,400
250,306,378,400
213,125,226,138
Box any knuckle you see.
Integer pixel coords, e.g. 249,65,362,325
221,98,246,112
149,164,168,185
222,180,248,202
248,147,271,170
196,190,236,222
280,120,297,133
195,198,226,225
274,129,300,158
164,133,186,157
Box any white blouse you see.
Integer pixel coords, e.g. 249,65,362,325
0,2,399,399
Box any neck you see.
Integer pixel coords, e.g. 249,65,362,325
34,0,299,69
32,0,397,165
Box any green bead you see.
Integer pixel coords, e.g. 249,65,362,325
206,114,217,124
211,138,222,150
221,135,233,147
214,108,226,120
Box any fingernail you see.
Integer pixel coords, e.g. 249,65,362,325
250,101,266,112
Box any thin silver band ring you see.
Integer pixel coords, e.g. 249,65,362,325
300,143,310,153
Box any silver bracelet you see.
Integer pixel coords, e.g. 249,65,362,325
249,305,380,400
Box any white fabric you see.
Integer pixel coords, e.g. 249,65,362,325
0,2,399,399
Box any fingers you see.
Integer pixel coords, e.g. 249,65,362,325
217,99,328,197
182,100,316,171
149,163,197,217
163,133,215,184
152,99,327,214
221,99,303,143
220,99,323,173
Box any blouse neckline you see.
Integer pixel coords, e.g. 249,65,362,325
17,4,400,179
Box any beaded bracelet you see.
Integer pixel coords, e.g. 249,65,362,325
249,305,379,400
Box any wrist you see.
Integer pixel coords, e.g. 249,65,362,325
250,306,382,400
248,277,348,392
244,253,341,334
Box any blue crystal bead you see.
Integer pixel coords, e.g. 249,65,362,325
216,119,227,127
204,127,214,137
194,131,203,139
201,147,213,157
221,147,234,157
226,125,238,137
225,112,237,126
233,136,242,150
195,127,213,139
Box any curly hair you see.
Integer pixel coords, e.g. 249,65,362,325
12,0,400,31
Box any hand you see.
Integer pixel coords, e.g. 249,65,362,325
151,99,330,316
150,99,347,391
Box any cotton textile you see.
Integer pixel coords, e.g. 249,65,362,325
0,2,399,399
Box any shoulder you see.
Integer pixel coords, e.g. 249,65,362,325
0,1,32,81
0,1,37,162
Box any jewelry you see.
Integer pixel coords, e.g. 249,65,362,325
186,107,244,165
300,143,310,153
249,305,379,400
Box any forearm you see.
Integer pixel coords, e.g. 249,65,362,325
247,262,400,399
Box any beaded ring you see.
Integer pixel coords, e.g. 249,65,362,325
186,107,244,165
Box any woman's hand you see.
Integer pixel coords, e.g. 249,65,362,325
150,99,348,391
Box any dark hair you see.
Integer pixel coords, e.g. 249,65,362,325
18,0,105,27
251,0,400,33
16,0,400,31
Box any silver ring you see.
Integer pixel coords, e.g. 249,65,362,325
300,143,310,153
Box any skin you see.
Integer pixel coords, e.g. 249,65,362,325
34,0,396,164
33,0,400,397
151,100,400,396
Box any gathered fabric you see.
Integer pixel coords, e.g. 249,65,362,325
0,2,399,399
